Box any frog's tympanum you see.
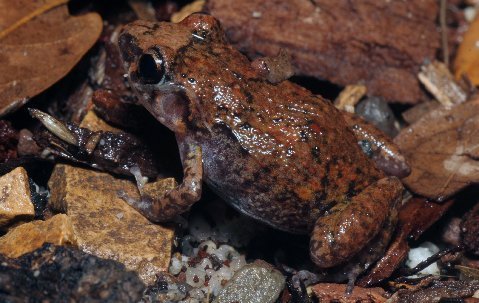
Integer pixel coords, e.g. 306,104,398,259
118,14,408,282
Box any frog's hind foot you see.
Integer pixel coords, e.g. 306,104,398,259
119,145,203,222
309,177,403,269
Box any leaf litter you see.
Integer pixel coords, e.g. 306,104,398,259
0,0,102,117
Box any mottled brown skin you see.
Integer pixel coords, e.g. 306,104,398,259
118,14,404,277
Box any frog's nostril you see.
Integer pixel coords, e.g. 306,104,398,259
137,53,165,84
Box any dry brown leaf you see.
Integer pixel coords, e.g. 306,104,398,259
358,198,454,287
388,280,479,303
309,283,387,303
454,15,479,86
456,265,479,281
394,99,479,200
171,0,205,23
0,0,102,117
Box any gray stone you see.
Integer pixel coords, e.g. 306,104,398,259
356,96,399,137
213,260,285,303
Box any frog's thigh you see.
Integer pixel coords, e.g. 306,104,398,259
120,145,203,222
310,177,403,268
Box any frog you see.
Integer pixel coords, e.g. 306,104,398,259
117,13,408,282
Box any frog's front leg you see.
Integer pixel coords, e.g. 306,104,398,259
310,177,403,269
120,143,203,222
341,111,410,178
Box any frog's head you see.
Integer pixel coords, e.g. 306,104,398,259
118,13,225,132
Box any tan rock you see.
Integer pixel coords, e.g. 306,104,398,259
48,110,176,285
0,167,35,227
0,214,76,258
79,110,120,133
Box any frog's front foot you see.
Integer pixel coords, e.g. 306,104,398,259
310,177,403,270
341,112,410,178
120,145,203,222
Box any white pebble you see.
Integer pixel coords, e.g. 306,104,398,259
167,283,178,291
196,258,213,270
205,272,222,296
406,241,440,276
216,266,233,281
229,255,246,272
186,267,206,288
165,288,186,301
214,244,239,261
198,240,218,254
465,6,477,22
169,257,182,275
188,288,205,300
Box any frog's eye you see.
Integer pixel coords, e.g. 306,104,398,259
137,50,165,84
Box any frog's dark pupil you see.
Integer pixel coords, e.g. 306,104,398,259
138,53,164,84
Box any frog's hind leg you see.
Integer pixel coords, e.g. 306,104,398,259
343,209,397,293
309,177,403,271
119,144,203,222
341,111,410,178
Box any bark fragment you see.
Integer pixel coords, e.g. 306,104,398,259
206,0,440,103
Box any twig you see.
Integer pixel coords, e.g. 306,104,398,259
396,245,463,278
440,0,449,67
0,0,69,40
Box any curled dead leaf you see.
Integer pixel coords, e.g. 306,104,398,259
171,0,205,23
394,99,479,200
0,0,102,117
454,15,479,86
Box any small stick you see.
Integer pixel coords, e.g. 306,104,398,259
440,0,450,67
396,245,463,278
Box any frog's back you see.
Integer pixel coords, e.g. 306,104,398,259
176,40,382,233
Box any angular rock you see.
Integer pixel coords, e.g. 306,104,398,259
213,260,285,303
0,244,145,303
80,110,121,133
47,110,176,285
0,166,34,227
206,0,440,103
0,213,76,258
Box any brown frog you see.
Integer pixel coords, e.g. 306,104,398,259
118,13,408,282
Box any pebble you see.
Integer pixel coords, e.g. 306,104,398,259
0,167,34,227
356,96,399,137
406,241,441,276
0,214,76,258
47,110,176,285
213,260,285,303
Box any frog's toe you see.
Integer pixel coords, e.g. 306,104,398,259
118,190,157,220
